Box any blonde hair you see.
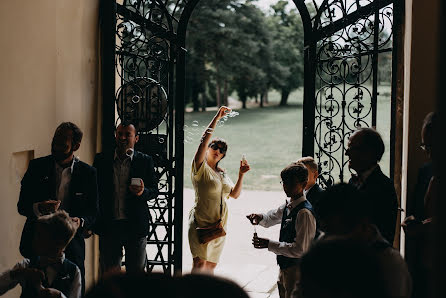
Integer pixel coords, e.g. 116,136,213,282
36,210,77,248
297,156,318,173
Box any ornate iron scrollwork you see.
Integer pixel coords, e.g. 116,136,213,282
312,0,394,187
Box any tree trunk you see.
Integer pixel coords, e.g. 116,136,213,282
255,94,258,103
216,79,221,107
280,89,290,106
223,80,229,106
264,91,269,104
192,87,200,112
201,93,207,112
260,91,266,108
239,91,247,109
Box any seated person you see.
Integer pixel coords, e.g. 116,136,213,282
316,183,412,298
247,162,316,298
0,210,81,298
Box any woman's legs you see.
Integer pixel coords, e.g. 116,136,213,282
203,261,217,274
192,257,217,274
192,257,206,273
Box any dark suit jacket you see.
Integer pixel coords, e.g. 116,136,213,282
410,162,433,219
306,183,324,237
93,150,158,237
350,166,398,244
306,183,324,210
18,155,99,269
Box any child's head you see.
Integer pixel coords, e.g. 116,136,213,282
280,162,308,198
32,210,79,257
297,156,319,190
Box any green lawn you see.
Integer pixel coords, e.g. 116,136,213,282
183,86,391,191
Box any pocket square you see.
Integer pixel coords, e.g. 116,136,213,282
75,192,84,196
60,275,71,280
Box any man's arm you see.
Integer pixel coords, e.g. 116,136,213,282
79,166,99,231
0,259,37,295
68,266,82,298
267,209,316,258
140,155,158,201
18,160,38,218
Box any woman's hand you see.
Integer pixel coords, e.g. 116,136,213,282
239,160,250,176
215,106,231,120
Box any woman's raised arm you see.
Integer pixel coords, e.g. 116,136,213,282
194,106,231,169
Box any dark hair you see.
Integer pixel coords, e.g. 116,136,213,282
355,128,385,162
55,122,83,145
36,210,77,248
208,138,228,167
300,239,386,298
117,120,139,135
85,272,249,298
316,183,370,233
281,162,308,184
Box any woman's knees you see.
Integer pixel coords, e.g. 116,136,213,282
192,258,217,274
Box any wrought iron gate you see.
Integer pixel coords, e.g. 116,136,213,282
299,0,398,187
100,0,184,274
101,0,398,274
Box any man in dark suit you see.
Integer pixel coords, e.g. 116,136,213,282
93,121,158,274
297,156,324,238
18,122,99,295
346,127,398,245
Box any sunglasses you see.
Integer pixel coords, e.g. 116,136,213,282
210,143,226,154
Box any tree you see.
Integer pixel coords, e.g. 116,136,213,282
269,1,304,106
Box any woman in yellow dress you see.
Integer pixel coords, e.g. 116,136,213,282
189,106,250,274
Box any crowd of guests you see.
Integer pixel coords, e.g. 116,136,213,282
0,109,437,298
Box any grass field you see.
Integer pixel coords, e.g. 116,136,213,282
183,86,392,191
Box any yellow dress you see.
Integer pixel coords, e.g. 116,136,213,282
188,160,234,263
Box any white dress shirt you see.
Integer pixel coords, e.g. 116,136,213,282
113,150,134,220
32,157,77,217
259,195,316,258
0,255,81,298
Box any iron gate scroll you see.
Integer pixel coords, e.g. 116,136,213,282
101,0,185,274
301,0,396,187
101,0,397,274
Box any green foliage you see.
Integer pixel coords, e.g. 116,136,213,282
185,0,305,109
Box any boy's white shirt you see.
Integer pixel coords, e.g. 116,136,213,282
0,257,81,298
259,194,316,259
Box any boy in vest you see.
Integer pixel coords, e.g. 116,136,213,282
247,162,316,298
0,210,81,298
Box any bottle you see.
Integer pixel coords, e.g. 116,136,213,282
242,154,247,165
253,225,257,238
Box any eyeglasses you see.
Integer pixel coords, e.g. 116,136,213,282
210,143,226,154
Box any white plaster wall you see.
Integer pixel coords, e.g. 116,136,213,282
0,1,100,296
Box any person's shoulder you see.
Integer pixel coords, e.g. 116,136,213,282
76,159,96,171
368,166,393,186
313,183,324,193
134,150,153,161
29,155,53,166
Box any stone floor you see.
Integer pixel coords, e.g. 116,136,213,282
181,188,287,297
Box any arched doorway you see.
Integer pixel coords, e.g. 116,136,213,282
100,0,399,275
